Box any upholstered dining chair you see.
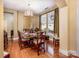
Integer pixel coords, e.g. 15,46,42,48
4,30,8,51
33,32,46,55
17,31,29,50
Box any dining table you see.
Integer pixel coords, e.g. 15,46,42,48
22,32,38,47
22,31,49,43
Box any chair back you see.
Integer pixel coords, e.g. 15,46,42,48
17,31,22,42
40,32,45,39
37,32,46,44
4,31,8,50
11,30,14,38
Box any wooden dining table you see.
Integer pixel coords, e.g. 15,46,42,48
22,32,49,44
22,32,38,47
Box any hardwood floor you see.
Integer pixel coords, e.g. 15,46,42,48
69,54,79,58
7,40,68,58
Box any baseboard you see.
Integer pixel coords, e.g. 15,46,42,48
60,49,79,57
8,36,11,38
13,37,18,40
69,50,79,57
59,49,69,56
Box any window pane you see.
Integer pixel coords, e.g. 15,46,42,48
48,11,54,31
41,14,47,31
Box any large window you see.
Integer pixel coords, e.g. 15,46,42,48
41,11,55,40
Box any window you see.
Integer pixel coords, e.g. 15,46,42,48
41,11,55,40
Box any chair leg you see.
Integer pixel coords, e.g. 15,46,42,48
44,48,45,53
19,43,23,50
37,45,40,56
37,49,40,56
43,44,45,53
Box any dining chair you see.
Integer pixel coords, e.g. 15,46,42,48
33,32,46,55
4,51,10,58
11,30,14,38
17,31,29,50
4,30,8,51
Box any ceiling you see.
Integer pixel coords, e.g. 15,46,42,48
4,0,57,15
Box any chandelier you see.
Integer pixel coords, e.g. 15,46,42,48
24,3,33,16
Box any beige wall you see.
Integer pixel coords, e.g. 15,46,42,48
55,0,67,8
59,6,68,56
0,0,3,57
32,16,39,28
68,0,76,51
13,11,18,37
24,16,39,29
17,11,24,31
24,16,31,29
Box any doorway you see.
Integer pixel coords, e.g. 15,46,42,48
4,12,14,38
